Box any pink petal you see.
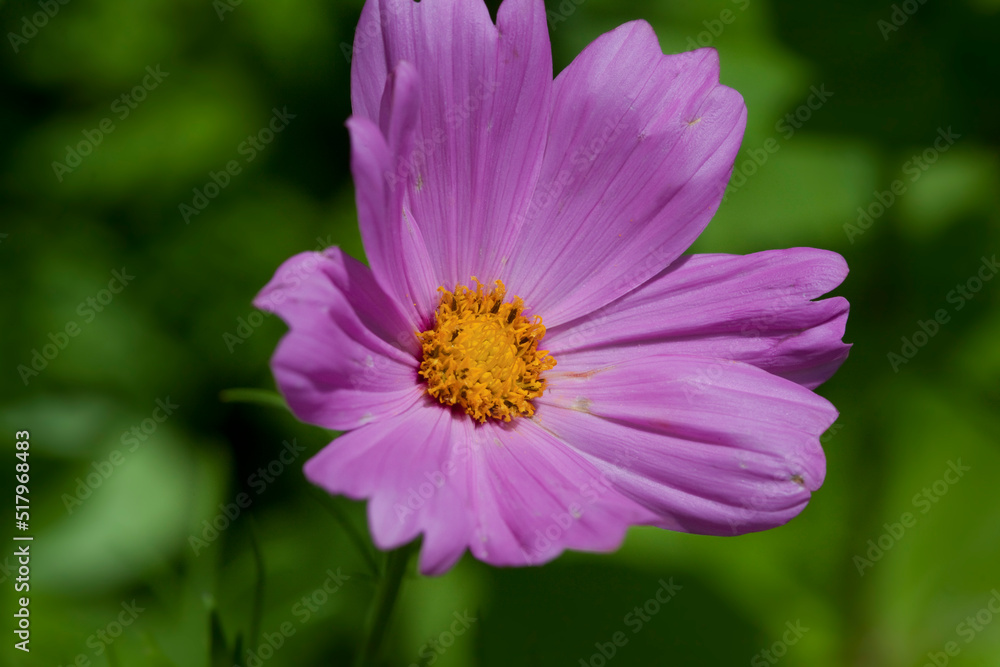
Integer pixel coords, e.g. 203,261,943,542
547,248,851,389
351,0,553,292
304,399,474,574
465,419,655,567
505,22,746,326
254,248,424,431
347,64,440,328
304,398,655,574
536,354,835,535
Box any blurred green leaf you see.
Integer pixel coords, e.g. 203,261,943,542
34,427,226,594
0,396,116,457
897,147,1000,238
857,380,1000,666
695,137,879,253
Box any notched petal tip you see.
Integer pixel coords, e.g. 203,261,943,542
684,46,721,73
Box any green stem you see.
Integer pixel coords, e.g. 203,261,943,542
248,518,266,648
219,388,289,411
313,490,381,579
355,543,416,667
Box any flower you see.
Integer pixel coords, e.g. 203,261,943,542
255,0,850,575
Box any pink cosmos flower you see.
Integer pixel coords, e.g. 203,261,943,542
255,0,850,575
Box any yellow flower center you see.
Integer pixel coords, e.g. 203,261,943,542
417,279,556,423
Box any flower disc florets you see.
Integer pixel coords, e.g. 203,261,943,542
417,279,556,423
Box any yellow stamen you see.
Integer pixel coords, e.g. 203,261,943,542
417,279,556,423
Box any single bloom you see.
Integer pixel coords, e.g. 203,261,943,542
255,0,850,574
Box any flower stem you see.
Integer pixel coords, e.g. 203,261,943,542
311,488,380,579
248,518,266,649
219,388,290,412
354,542,416,667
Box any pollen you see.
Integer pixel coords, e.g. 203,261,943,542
417,279,556,423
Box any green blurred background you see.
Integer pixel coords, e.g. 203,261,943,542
2,0,999,665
